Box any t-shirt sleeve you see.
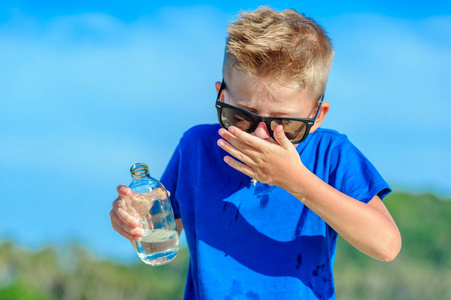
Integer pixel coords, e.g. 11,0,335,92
160,144,181,219
329,137,391,204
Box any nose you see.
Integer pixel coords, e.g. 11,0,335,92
251,122,272,141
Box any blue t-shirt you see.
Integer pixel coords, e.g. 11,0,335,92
161,124,391,300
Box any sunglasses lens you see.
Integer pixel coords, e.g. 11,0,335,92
220,107,258,132
270,119,307,143
217,103,310,143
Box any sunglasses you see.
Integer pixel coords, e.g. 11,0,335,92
215,80,324,144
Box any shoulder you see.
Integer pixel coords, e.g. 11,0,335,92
305,128,351,150
310,128,348,141
300,127,363,164
310,129,391,202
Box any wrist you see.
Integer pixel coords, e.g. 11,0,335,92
278,163,312,199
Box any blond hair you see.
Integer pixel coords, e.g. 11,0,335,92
224,7,334,97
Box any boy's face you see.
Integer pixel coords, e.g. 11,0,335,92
216,70,329,145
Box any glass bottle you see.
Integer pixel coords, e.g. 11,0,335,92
125,162,178,266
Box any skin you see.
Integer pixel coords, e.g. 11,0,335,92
110,70,401,261
110,186,184,241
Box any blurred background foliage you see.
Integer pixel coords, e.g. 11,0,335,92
0,191,450,299
334,192,451,299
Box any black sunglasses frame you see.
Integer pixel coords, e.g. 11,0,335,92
215,80,324,144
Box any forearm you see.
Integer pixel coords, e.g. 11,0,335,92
283,165,401,261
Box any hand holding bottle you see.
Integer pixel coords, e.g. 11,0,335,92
110,163,179,266
110,185,145,242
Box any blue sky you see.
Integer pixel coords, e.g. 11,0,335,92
1,1,450,261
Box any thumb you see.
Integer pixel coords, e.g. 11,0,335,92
117,185,131,196
274,125,292,148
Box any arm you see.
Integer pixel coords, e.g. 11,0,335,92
217,125,401,261
287,168,401,261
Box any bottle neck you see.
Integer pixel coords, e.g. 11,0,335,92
130,163,150,183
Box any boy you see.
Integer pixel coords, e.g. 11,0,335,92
110,7,401,299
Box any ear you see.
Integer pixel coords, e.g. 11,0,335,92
309,101,330,133
215,81,221,93
215,81,225,102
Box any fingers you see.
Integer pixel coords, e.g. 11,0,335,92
156,187,169,200
110,210,144,241
218,126,267,178
117,184,131,197
223,155,255,177
273,125,293,149
113,199,139,226
218,139,253,166
217,128,260,163
220,126,264,149
217,124,299,185
114,184,139,226
110,194,144,242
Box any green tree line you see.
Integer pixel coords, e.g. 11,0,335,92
0,191,449,299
